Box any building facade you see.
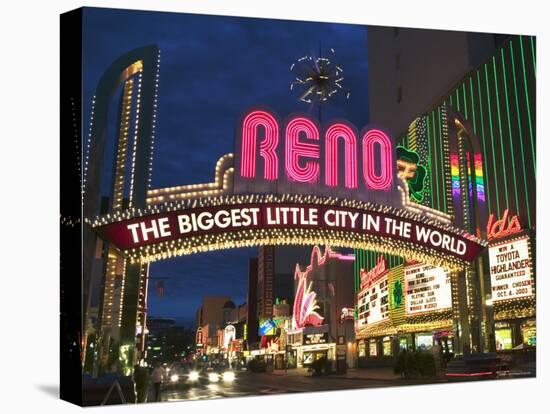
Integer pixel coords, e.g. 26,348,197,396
358,34,536,361
286,246,356,369
256,246,312,319
368,26,509,137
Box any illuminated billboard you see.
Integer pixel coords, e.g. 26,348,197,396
233,110,399,206
404,263,452,314
357,256,389,328
488,235,534,302
259,318,277,336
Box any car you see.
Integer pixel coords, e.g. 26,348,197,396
207,367,237,385
445,353,509,380
166,365,207,388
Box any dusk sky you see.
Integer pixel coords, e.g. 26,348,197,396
82,7,370,327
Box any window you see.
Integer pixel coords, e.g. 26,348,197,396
521,320,536,346
369,339,378,356
495,322,513,350
358,341,366,357
383,337,392,356
416,333,433,350
395,53,400,70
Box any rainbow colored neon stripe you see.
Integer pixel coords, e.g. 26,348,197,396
451,153,461,198
474,153,486,202
450,152,485,203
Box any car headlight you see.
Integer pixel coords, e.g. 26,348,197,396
170,374,179,383
188,371,199,381
222,371,235,382
208,373,220,383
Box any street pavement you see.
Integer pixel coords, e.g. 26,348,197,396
152,368,448,403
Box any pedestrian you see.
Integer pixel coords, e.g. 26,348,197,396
151,361,165,402
133,362,149,403
432,341,443,376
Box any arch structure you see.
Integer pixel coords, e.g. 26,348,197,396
81,45,160,375
92,153,487,272
445,105,492,354
447,108,489,235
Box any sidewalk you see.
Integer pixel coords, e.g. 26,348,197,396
270,366,401,381
343,368,401,381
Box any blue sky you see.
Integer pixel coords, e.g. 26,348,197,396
83,7,370,327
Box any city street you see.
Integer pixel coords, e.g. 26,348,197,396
63,8,538,408
156,369,448,402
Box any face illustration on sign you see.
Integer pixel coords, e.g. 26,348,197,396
392,279,403,308
396,146,427,202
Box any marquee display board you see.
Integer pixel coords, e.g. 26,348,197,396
404,263,452,314
357,257,390,328
94,194,485,269
488,234,534,302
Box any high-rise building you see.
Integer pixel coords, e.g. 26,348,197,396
368,26,509,137
246,258,259,346
257,246,312,319
144,318,194,365
360,33,536,357
287,246,356,368
195,296,232,329
145,317,175,363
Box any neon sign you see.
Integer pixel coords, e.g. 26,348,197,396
292,267,324,330
285,117,320,183
396,146,427,202
360,255,387,290
97,198,485,265
357,256,389,327
340,307,355,322
240,110,279,180
235,110,395,202
487,209,522,240
223,325,236,348
259,318,277,336
325,123,358,188
450,151,486,203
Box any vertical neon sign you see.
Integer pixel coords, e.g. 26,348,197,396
466,152,473,200
450,153,461,199
474,153,485,202
451,151,485,203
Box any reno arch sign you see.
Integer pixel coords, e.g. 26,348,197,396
234,110,398,206
92,108,487,269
